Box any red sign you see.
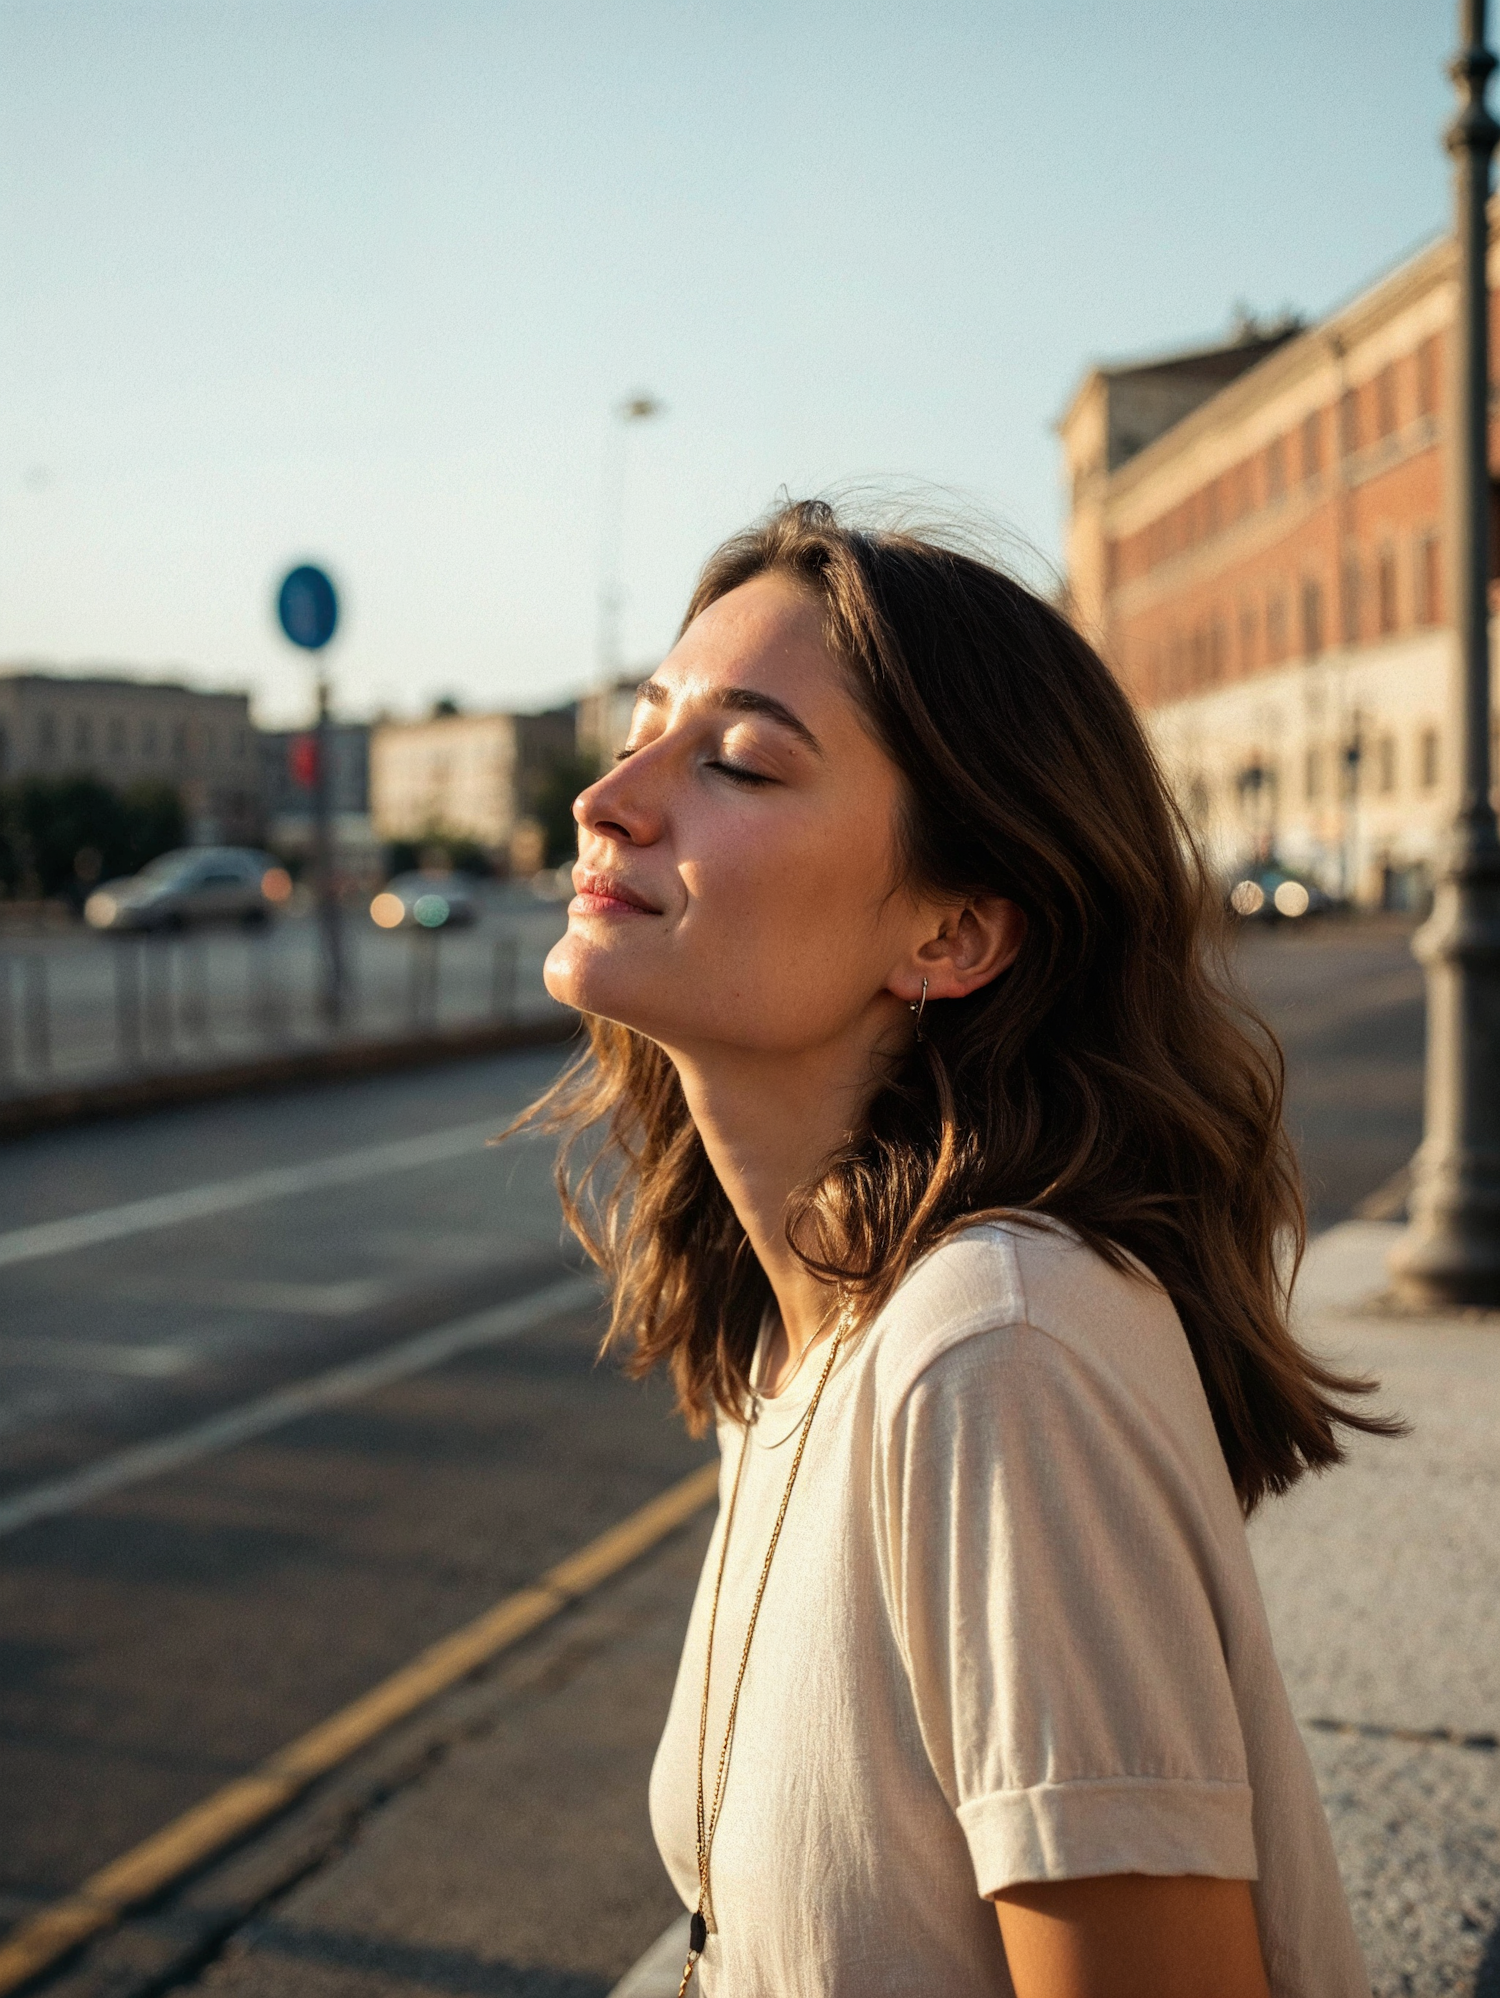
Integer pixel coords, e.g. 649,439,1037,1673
288,734,319,789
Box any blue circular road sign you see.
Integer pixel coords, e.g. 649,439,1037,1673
277,565,339,650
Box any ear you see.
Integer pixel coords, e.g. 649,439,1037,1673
889,895,1026,1006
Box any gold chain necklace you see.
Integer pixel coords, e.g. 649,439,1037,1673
676,1297,853,1998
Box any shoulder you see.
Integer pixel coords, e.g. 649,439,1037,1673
867,1217,1199,1426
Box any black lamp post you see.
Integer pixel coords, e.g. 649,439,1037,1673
1390,0,1500,1303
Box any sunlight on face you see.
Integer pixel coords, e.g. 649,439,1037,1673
543,572,917,1057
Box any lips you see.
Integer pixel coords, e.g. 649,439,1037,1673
570,869,662,916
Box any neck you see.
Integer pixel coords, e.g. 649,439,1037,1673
666,1030,884,1372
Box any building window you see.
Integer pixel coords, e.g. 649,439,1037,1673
1341,555,1362,645
171,722,187,759
73,715,93,757
1340,388,1360,456
1420,726,1441,789
1267,591,1288,663
1239,603,1257,673
1266,435,1286,501
35,711,57,755
141,719,158,754
1416,336,1439,418
1377,547,1398,634
1305,745,1323,800
1415,531,1442,625
1376,364,1398,439
1377,734,1397,792
1301,577,1325,659
107,717,126,756
1301,410,1322,481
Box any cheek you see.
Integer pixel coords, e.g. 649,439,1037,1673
546,788,905,1046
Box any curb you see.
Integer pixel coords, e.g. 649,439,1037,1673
609,1916,693,1997
0,1014,580,1140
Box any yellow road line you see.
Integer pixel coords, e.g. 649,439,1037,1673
0,1459,720,1998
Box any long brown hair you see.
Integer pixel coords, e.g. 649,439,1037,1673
523,499,1396,1512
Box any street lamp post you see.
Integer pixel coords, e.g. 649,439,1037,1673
1389,0,1500,1305
597,394,664,682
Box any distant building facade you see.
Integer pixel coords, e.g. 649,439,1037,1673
257,722,373,869
0,669,260,844
577,673,646,767
370,706,575,867
1058,229,1476,907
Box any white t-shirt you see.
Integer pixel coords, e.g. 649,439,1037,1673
649,1220,1369,1998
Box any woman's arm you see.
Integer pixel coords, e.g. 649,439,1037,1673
994,1873,1271,1998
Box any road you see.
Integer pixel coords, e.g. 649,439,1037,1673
1233,912,1424,1227
0,915,1431,1995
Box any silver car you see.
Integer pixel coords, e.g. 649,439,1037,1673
85,848,290,932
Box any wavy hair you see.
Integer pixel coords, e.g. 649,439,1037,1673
519,499,1396,1512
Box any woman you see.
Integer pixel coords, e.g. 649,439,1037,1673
530,501,1386,1997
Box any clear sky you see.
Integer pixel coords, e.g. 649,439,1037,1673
0,2,1456,726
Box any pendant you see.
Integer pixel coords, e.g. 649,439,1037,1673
689,1910,708,1955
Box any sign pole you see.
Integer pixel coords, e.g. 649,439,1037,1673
277,565,345,1031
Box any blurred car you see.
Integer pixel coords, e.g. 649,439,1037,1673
1227,866,1334,923
85,848,292,932
368,871,479,931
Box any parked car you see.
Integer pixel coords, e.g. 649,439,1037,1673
84,848,292,932
1227,866,1335,923
368,870,479,931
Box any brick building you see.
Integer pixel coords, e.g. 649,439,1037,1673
0,669,261,845
1058,227,1475,906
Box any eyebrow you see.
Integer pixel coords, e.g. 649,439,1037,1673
636,680,824,756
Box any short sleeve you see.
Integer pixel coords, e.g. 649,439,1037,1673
881,1321,1258,1896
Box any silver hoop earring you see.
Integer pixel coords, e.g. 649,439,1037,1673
908,977,928,1043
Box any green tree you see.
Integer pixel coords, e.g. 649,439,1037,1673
0,776,185,903
120,780,186,871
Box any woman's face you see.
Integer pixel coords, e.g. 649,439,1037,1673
544,571,930,1058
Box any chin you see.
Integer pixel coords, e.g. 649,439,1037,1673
545,932,654,1030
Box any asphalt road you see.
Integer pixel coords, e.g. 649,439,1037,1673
0,914,1429,1994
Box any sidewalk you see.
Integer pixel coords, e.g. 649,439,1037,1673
1250,1220,1500,1994
63,1220,1496,1998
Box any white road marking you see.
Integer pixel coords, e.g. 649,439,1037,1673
115,1276,400,1317
0,1273,598,1539
0,1118,510,1271
0,1339,197,1378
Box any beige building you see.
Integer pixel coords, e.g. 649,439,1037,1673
577,672,646,766
370,706,575,863
1057,221,1482,906
0,668,260,844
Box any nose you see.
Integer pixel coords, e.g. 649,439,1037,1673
573,756,661,849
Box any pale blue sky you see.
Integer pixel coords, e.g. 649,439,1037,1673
0,2,1455,725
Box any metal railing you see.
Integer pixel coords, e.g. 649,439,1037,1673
0,906,567,1098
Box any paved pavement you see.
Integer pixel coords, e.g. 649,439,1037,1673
3,915,1494,1997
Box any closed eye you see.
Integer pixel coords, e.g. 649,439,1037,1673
706,758,775,786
